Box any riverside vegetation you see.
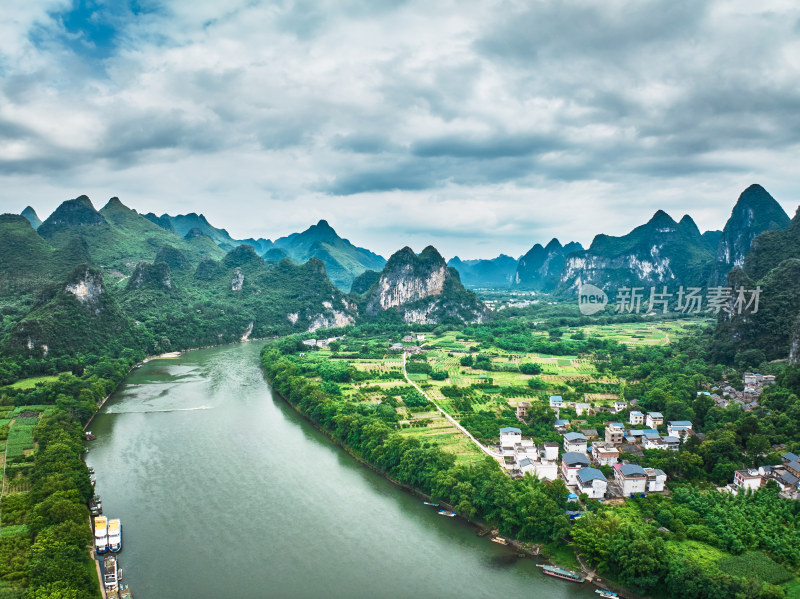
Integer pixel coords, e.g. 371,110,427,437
260,312,800,599
3,186,800,598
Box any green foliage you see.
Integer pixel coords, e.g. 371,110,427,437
717,552,794,586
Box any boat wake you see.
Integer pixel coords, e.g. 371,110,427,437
107,406,214,414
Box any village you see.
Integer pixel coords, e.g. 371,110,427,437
498,391,800,503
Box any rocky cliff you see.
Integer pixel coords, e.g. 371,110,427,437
710,184,790,284
514,238,583,291
364,246,486,324
558,210,714,293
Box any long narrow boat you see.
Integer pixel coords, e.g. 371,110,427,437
437,509,456,517
94,515,109,554
536,564,584,583
103,555,121,592
108,518,122,552
595,591,618,598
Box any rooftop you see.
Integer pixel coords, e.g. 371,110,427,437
500,427,521,434
564,432,587,442
577,467,607,484
562,452,590,466
616,463,647,478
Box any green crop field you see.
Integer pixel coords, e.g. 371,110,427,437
717,552,795,585
3,374,66,390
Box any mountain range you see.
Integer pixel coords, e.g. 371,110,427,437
1,195,485,356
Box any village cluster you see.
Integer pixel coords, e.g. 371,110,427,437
498,384,800,502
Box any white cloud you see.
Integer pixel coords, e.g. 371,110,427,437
1,0,799,258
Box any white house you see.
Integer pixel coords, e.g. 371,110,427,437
499,427,522,446
561,452,591,485
614,463,648,496
549,395,564,409
667,421,693,440
733,469,763,493
644,467,667,492
575,402,591,416
591,442,619,466
662,436,680,451
576,467,608,499
613,400,627,413
645,412,664,429
643,434,666,450
629,411,644,425
519,457,559,481
542,442,559,462
563,432,588,454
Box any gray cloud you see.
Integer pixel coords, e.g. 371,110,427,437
0,0,799,258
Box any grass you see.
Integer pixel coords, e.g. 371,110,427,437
542,541,582,571
717,552,795,585
3,374,65,390
0,525,29,539
782,578,800,599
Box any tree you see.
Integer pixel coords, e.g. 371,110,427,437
519,362,543,375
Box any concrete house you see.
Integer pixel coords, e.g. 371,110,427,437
614,463,648,496
667,421,693,440
733,469,763,493
515,402,530,420
646,412,664,429
563,432,588,454
643,434,666,450
543,442,559,462
575,403,591,416
613,400,627,413
576,467,608,499
644,467,667,492
629,411,644,425
549,395,564,409
605,422,625,444
561,452,591,485
591,442,619,466
662,436,680,451
554,419,570,432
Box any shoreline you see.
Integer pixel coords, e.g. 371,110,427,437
261,356,635,598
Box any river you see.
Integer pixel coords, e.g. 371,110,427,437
86,341,598,599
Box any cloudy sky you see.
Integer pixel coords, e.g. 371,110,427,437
1,0,799,259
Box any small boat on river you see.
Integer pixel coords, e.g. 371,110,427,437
595,591,618,598
537,564,584,583
437,509,456,517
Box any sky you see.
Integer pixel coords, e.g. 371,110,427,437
1,0,800,259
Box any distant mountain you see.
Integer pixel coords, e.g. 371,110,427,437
37,195,108,238
709,184,790,284
447,254,518,288
712,205,800,365
144,212,272,255
21,206,42,230
362,246,486,324
701,230,723,251
513,239,583,291
558,211,714,293
8,265,136,355
273,220,386,291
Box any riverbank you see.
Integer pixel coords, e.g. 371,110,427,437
258,351,620,592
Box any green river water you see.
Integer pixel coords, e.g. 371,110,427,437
86,341,599,599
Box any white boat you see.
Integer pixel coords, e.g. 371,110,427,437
437,509,456,517
595,590,618,598
108,518,122,552
104,555,121,591
94,516,109,554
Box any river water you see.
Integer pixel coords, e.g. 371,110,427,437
86,341,597,599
